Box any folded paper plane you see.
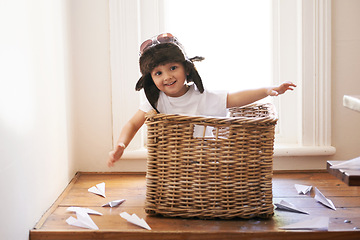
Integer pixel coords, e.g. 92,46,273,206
66,207,102,215
279,216,329,230
314,187,336,210
120,212,151,230
102,199,125,207
275,200,309,214
88,182,106,198
330,156,360,170
294,184,312,194
66,209,99,230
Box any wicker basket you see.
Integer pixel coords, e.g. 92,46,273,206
145,103,277,219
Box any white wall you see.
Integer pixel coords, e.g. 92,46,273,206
0,0,75,239
331,0,360,160
66,0,113,172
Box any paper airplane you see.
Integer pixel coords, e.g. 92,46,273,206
88,182,106,198
66,207,102,215
294,184,312,194
279,216,329,230
275,200,309,214
102,199,125,207
330,156,360,170
66,209,99,230
314,187,336,210
120,212,151,230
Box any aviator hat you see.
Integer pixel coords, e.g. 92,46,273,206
135,34,204,113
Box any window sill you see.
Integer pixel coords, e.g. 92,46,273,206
122,148,148,160
121,145,336,160
274,144,336,157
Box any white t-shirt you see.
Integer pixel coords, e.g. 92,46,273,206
139,84,228,117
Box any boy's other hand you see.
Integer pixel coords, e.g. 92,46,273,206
268,81,296,96
108,143,126,167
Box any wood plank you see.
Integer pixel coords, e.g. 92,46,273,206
29,230,360,240
30,172,360,240
59,173,146,207
327,161,360,186
273,186,360,197
37,206,360,231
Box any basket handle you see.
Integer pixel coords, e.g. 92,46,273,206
193,124,223,140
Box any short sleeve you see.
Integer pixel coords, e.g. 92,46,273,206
139,99,154,113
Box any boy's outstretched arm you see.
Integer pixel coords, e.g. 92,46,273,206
226,81,296,108
108,110,146,167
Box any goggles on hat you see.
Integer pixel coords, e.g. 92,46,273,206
139,33,179,55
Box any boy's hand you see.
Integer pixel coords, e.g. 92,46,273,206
108,143,126,167
267,81,296,96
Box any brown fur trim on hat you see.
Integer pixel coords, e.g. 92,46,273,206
139,43,186,75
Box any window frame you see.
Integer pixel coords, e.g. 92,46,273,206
109,0,335,160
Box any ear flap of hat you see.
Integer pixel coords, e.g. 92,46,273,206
185,60,204,93
135,74,160,113
135,75,145,91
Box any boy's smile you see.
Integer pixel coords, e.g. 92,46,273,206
151,62,188,97
164,79,177,86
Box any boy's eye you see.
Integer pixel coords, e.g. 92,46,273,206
170,66,177,71
154,71,162,76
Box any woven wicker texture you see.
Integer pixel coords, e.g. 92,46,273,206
145,103,277,219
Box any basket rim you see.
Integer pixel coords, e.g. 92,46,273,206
145,103,278,125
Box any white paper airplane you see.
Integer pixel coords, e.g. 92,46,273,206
294,184,312,194
120,212,151,230
279,216,329,230
66,209,99,230
88,182,106,198
66,207,102,215
330,156,360,170
314,187,336,210
102,199,125,207
275,200,309,214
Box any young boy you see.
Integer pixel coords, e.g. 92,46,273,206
108,33,296,167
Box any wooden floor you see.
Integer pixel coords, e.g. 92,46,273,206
30,171,360,240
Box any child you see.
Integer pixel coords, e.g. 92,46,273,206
108,33,296,167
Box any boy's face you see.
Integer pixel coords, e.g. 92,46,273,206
151,62,188,97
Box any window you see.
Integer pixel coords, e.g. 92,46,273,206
160,0,271,92
109,0,335,159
